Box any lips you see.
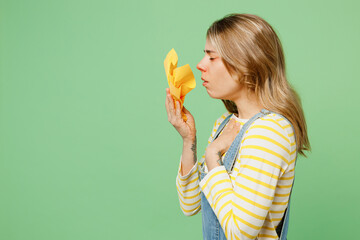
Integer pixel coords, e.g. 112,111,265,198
201,77,208,83
201,77,208,87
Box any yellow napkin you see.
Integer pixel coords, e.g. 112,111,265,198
164,48,196,121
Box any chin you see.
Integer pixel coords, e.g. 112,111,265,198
206,90,227,100
206,90,218,99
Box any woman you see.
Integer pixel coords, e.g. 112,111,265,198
165,13,310,240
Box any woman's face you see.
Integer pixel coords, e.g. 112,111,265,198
196,38,243,101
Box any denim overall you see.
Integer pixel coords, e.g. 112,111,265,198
199,109,296,240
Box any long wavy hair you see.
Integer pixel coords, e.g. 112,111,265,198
207,13,311,157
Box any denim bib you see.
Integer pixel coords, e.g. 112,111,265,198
199,109,296,240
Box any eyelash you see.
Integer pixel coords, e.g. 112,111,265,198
209,57,215,61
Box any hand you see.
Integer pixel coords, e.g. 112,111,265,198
165,88,196,141
205,118,240,171
207,118,241,155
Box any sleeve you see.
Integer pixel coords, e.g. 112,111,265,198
175,112,230,216
199,118,292,239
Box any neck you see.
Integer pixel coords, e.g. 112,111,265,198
231,89,264,119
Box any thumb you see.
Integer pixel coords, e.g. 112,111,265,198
182,106,194,119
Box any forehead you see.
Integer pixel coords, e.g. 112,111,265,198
204,39,217,54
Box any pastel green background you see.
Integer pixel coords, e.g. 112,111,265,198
1,0,359,239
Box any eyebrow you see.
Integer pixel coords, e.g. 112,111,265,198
203,49,217,54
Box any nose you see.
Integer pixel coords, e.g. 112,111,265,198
196,57,207,72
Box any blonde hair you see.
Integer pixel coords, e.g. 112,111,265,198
207,13,311,157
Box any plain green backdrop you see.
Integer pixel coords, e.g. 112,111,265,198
1,0,359,239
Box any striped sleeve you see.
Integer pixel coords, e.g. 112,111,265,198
175,112,230,216
176,158,201,216
199,117,292,239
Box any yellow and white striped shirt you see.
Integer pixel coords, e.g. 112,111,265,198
176,111,297,240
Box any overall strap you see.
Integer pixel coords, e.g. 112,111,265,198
200,113,233,173
277,161,297,240
213,113,233,140
277,191,292,239
223,109,271,173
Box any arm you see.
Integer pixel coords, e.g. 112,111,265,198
176,113,230,216
200,119,292,239
165,88,200,215
175,137,201,216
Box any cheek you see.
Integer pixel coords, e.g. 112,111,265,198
220,78,243,96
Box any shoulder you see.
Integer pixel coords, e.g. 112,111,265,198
242,112,296,165
247,112,294,144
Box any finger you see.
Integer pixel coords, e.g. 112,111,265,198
225,119,238,131
167,98,174,122
226,119,235,128
183,105,189,113
165,92,171,119
230,119,238,127
167,94,175,117
235,122,241,132
165,89,169,108
175,101,181,119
